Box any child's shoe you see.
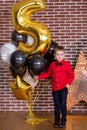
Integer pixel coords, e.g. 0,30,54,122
53,122,60,128
60,122,66,128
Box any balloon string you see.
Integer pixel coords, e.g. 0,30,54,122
26,80,51,125
33,80,50,103
26,79,50,110
27,100,34,116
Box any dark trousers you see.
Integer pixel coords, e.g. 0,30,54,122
52,87,68,123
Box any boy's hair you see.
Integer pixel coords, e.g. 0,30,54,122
54,46,65,53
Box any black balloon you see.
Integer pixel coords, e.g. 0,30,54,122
44,40,58,67
9,66,26,78
11,30,27,46
10,50,27,70
28,55,46,75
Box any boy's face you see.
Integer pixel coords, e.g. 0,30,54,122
54,50,65,62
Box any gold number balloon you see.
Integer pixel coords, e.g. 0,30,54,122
11,0,51,56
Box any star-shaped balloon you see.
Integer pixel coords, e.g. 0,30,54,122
67,50,87,110
10,75,32,100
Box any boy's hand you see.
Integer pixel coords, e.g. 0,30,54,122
33,75,38,80
66,84,69,88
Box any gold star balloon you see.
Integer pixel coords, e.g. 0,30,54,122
67,50,87,110
10,75,32,100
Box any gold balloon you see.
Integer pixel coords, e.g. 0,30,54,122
11,0,51,56
10,75,31,100
11,1,51,124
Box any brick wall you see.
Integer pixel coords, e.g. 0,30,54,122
0,0,87,113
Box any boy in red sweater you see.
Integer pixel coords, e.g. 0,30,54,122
34,46,74,128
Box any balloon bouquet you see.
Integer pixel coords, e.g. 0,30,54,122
0,0,58,125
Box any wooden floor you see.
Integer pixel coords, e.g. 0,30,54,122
0,112,87,130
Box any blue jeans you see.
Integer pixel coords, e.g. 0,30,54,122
52,87,68,123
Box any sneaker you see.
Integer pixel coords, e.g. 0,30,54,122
60,122,66,128
53,122,60,128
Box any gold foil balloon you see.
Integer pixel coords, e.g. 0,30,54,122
11,0,51,56
11,0,51,124
10,75,31,100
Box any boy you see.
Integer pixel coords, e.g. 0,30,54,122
34,46,74,128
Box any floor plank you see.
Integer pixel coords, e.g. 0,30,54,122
0,112,87,130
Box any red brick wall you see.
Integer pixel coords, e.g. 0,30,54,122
0,0,87,113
